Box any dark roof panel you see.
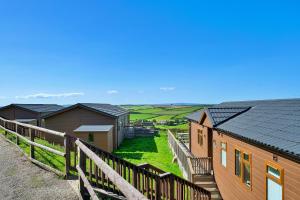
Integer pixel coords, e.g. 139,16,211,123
185,110,203,122
207,107,250,126
80,103,128,117
43,103,129,119
3,104,64,113
216,98,300,160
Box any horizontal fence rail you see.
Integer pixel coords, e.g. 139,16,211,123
77,139,211,200
0,117,71,177
76,139,148,200
167,130,213,181
0,117,211,199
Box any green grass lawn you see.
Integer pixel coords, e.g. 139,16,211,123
114,105,204,177
0,128,67,173
113,131,182,177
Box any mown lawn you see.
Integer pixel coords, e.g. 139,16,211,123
113,131,182,177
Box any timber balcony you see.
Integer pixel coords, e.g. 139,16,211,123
0,117,211,200
168,131,222,200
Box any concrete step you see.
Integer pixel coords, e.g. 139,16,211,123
195,181,217,188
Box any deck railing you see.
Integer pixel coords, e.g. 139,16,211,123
190,157,212,175
167,130,213,181
78,139,211,200
0,117,211,199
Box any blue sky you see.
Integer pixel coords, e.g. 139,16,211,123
0,0,300,105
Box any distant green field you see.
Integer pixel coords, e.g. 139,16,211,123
122,105,204,132
124,105,203,121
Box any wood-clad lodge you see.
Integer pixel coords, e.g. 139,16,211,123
43,103,129,152
0,104,64,126
186,99,300,200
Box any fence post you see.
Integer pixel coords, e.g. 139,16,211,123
64,134,70,178
4,121,7,136
16,124,19,145
155,176,161,200
79,146,90,200
169,175,175,200
133,166,138,188
29,128,35,159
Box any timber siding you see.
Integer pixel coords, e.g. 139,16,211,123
213,130,300,200
0,106,38,125
190,121,209,157
74,129,113,152
44,106,128,149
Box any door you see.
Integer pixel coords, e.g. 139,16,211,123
207,128,213,158
266,162,283,200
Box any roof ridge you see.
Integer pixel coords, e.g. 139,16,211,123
220,98,300,104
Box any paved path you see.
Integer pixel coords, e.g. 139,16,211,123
0,136,79,200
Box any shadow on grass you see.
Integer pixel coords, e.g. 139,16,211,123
113,152,144,160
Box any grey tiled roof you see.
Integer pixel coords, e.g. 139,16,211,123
80,103,128,117
7,104,63,113
216,99,300,160
74,125,113,132
43,103,129,119
186,110,203,122
186,99,300,161
185,107,249,125
207,107,250,126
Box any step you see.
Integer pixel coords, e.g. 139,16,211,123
193,175,214,182
205,187,220,194
195,181,217,188
211,193,223,200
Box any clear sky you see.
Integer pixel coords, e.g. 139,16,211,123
0,0,300,105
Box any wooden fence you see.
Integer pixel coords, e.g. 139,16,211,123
167,130,212,181
0,117,82,178
0,117,211,199
77,139,211,200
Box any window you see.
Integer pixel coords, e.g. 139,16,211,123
242,153,251,187
88,133,94,143
221,142,227,167
235,149,241,176
266,162,283,200
197,129,203,146
235,148,252,189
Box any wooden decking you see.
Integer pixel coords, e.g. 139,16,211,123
168,130,222,200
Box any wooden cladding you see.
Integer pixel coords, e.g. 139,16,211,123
212,130,300,200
